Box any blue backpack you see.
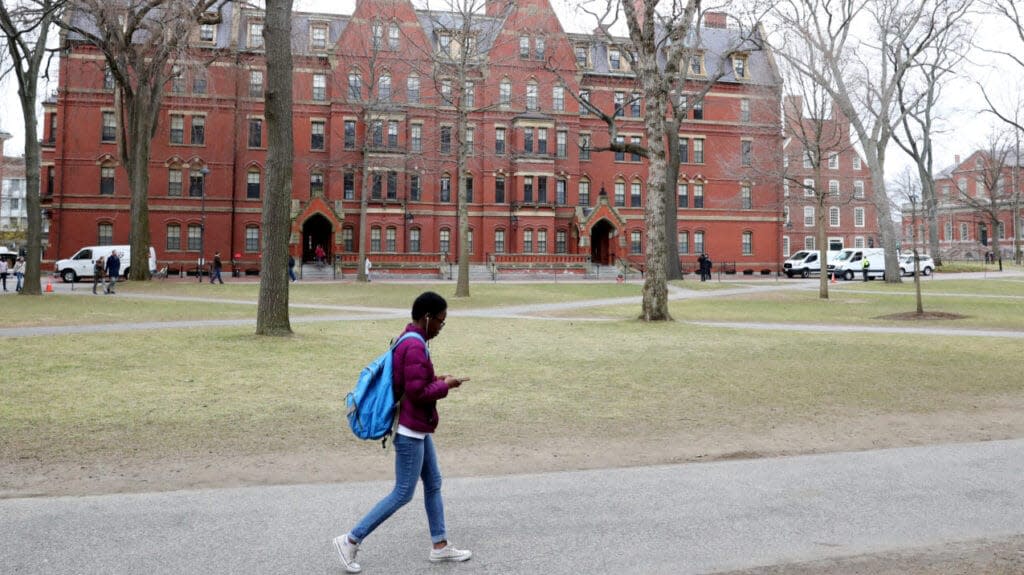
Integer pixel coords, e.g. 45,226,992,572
346,332,426,448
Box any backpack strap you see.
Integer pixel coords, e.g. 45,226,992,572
382,331,426,449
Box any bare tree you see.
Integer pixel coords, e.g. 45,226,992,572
0,0,63,295
418,0,512,297
979,0,1023,264
255,0,293,336
778,77,856,298
576,4,771,283
894,166,924,312
61,0,224,281
955,132,1014,270
774,0,971,283
336,3,429,284
891,0,971,267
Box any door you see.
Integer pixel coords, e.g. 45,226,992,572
302,214,333,263
590,220,614,265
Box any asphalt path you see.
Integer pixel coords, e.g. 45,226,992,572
2,439,1022,574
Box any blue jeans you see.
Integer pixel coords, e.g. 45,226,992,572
350,433,447,544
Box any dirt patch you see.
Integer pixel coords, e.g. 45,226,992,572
718,535,1024,575
877,311,968,321
4,402,1023,499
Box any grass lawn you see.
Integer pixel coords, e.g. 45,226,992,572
2,278,1022,496
114,280,643,309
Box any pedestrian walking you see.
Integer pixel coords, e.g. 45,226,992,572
334,291,472,573
0,257,8,291
92,256,105,294
862,255,870,282
364,256,372,282
13,256,25,292
704,254,713,281
315,244,326,268
210,252,224,284
104,250,121,294
288,255,297,282
696,254,706,282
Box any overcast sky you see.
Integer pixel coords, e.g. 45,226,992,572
1,0,1019,185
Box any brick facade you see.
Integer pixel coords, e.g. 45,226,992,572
42,0,790,276
782,97,879,257
904,151,1023,261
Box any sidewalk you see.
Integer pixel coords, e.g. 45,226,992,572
1,439,1022,574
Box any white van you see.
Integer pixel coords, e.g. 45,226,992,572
55,245,157,283
829,248,885,280
785,249,844,278
784,250,820,278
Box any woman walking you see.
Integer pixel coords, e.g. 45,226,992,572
334,291,472,573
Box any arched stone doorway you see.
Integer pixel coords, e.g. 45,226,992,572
590,219,615,265
302,213,333,263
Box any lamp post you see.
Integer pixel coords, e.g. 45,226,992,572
909,193,923,314
198,166,209,282
508,201,519,254
403,202,414,253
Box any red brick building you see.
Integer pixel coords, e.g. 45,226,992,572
782,97,879,257
903,151,1023,262
42,0,786,276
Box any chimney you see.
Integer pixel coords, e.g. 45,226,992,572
486,0,508,17
704,11,728,29
955,154,960,165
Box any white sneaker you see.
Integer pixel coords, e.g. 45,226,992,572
333,535,362,573
429,544,473,563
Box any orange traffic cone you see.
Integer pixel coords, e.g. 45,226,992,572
45,278,54,292
830,272,837,284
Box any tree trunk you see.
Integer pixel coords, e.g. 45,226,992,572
19,94,43,295
357,150,370,283
865,158,901,283
126,93,155,281
663,126,682,280
256,0,294,336
641,91,670,321
455,112,470,297
815,167,829,299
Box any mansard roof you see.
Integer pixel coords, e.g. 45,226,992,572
568,23,777,86
415,9,505,53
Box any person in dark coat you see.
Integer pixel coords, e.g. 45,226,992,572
210,252,224,284
104,251,121,294
92,256,105,294
697,254,707,282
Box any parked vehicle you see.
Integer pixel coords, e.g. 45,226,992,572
54,245,157,283
829,248,885,280
785,249,843,278
0,247,17,267
899,254,934,276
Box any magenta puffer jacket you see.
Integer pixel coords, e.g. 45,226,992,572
392,324,450,433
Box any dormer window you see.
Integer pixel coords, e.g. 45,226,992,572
199,15,217,43
732,54,749,79
310,24,328,51
689,52,705,76
609,48,621,70
575,45,590,68
248,21,264,49
439,32,452,57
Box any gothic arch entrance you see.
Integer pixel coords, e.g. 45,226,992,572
302,213,333,263
590,219,615,265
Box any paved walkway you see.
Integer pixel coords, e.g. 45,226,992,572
2,439,1022,574
3,274,1022,339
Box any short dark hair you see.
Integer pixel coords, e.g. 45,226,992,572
412,291,447,321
